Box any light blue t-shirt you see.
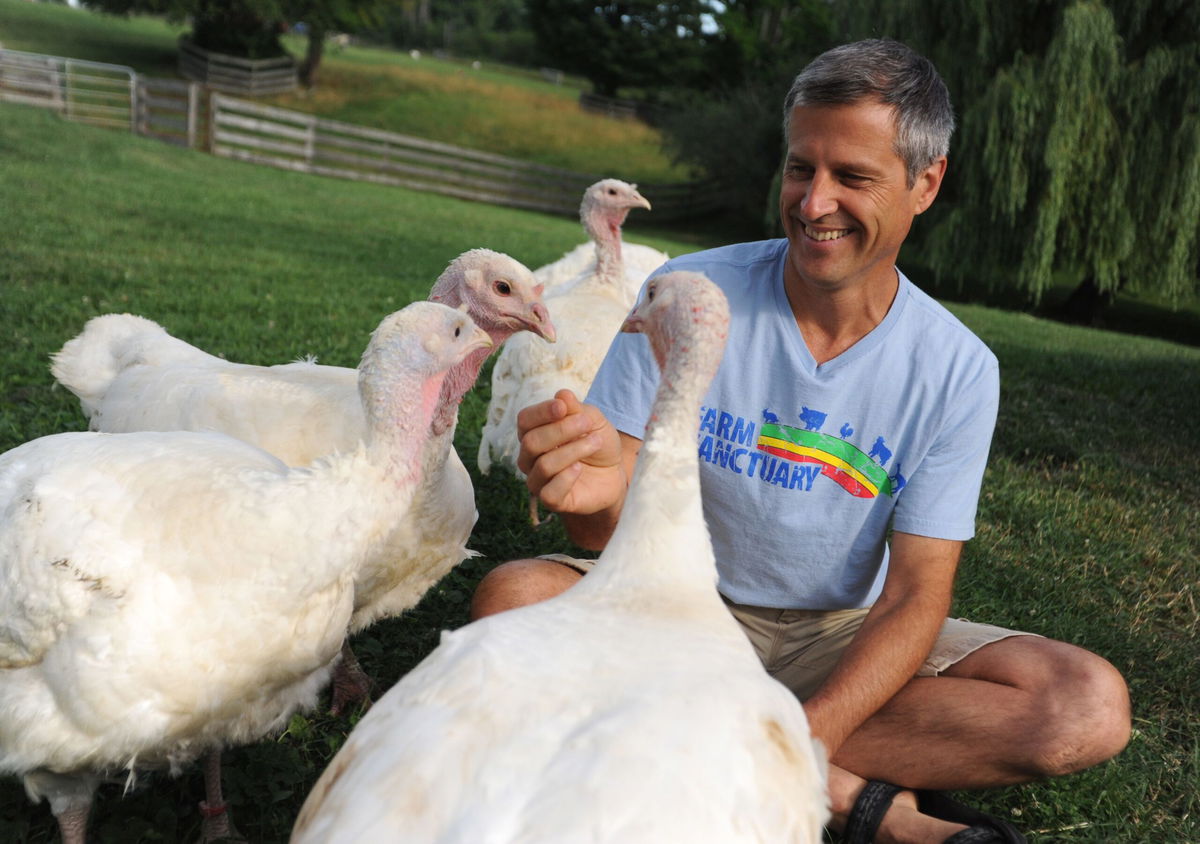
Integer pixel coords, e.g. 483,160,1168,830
586,239,999,610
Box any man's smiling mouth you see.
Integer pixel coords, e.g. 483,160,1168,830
803,224,852,242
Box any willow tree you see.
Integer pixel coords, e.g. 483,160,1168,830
839,0,1200,316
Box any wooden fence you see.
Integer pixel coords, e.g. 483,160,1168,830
579,91,665,126
178,38,297,96
0,48,201,148
208,94,728,221
136,76,201,148
1,47,730,222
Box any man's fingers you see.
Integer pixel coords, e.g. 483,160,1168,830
523,431,602,494
534,461,584,512
516,396,569,441
516,397,597,476
554,388,585,415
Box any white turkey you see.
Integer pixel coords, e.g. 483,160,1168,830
291,272,829,844
51,248,555,713
477,187,659,522
533,178,669,305
0,302,491,844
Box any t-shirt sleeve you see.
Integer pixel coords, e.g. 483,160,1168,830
890,356,1000,541
584,329,659,440
583,265,670,438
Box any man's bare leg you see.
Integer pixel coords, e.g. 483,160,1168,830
470,558,582,620
826,635,1130,842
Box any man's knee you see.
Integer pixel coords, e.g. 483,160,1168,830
989,638,1130,777
469,558,583,621
1034,646,1131,776
952,636,1131,778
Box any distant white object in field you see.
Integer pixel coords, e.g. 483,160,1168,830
0,302,490,844
291,271,828,844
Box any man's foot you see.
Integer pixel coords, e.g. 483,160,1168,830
839,780,1026,844
916,790,1026,843
840,780,966,843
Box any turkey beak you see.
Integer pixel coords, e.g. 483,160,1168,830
621,311,645,334
631,192,651,211
526,302,556,342
468,324,494,354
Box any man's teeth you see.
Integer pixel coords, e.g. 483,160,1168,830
804,225,850,242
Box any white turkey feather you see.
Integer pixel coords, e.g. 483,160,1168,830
294,272,828,844
2,302,491,842
534,239,668,301
52,250,553,641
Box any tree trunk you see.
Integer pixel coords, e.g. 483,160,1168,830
299,26,326,89
1057,276,1116,326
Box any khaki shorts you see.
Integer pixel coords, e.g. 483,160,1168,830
540,554,1039,701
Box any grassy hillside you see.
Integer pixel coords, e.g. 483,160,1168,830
0,0,687,183
0,0,185,74
267,50,688,182
2,100,1198,842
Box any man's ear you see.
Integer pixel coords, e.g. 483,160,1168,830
913,156,948,216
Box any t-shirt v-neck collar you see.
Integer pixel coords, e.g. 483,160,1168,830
770,251,909,377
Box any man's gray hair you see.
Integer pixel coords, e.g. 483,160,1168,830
783,39,954,185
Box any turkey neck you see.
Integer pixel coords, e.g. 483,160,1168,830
587,207,627,286
627,334,712,514
357,356,448,490
424,284,504,437
583,322,724,602
429,343,495,437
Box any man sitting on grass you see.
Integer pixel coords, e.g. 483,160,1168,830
471,38,1130,844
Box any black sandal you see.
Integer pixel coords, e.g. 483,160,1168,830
843,780,903,844
918,790,1027,844
842,780,1027,843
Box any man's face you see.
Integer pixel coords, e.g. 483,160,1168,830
779,100,945,296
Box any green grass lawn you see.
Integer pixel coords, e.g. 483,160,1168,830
0,0,687,183
0,0,185,75
3,85,1200,844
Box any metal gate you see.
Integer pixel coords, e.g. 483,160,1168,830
0,48,137,130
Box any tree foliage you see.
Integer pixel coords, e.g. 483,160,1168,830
838,0,1200,307
86,0,391,82
527,1,711,97
656,0,835,224
86,0,288,57
376,0,533,65
285,0,391,85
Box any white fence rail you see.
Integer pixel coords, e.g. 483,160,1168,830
209,94,727,221
0,49,136,130
1,48,730,221
136,76,201,148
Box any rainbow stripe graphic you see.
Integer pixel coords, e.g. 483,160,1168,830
757,423,893,499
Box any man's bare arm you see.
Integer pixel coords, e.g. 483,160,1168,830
803,532,962,758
